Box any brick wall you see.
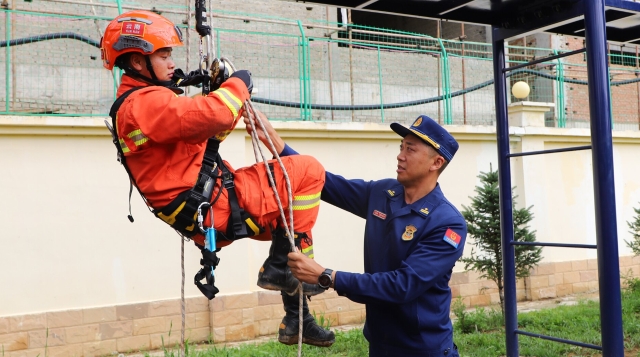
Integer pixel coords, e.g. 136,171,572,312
0,290,365,357
451,255,640,309
3,255,638,356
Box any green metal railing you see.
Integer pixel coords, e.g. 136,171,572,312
1,6,640,129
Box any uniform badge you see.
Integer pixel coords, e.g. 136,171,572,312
420,208,429,215
373,210,387,220
387,190,395,197
412,117,423,127
402,225,417,241
443,228,462,248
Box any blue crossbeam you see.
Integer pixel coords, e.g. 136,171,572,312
516,330,602,351
511,242,597,249
506,146,592,158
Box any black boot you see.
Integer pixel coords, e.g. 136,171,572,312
278,292,335,347
257,228,324,296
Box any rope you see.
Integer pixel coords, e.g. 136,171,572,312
240,85,304,356
180,235,186,357
215,56,303,356
180,3,192,356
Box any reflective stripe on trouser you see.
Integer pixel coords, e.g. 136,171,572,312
295,232,314,259
222,155,325,251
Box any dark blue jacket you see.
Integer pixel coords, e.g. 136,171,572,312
281,144,467,356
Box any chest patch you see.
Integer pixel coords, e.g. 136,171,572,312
443,228,462,248
373,210,387,220
402,225,417,241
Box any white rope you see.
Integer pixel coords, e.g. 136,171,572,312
180,235,186,357
185,0,191,97
243,99,304,357
180,2,191,356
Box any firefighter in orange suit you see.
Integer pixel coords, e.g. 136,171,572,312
101,10,334,347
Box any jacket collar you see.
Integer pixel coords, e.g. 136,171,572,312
384,182,443,218
117,74,183,97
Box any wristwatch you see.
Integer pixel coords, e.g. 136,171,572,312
318,268,334,290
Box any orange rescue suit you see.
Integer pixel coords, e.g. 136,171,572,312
114,75,325,249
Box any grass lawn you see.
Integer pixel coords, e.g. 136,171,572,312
155,278,640,357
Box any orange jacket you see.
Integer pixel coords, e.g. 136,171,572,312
114,75,250,243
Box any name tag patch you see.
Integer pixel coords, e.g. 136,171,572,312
443,228,462,248
373,210,387,220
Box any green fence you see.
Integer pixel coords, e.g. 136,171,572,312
1,4,640,129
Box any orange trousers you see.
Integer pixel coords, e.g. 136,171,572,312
194,155,324,254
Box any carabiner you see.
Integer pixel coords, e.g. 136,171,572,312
196,201,211,234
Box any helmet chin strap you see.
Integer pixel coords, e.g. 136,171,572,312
145,56,158,81
120,56,179,90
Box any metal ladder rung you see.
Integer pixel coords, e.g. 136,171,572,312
511,241,597,249
506,145,592,158
515,330,602,351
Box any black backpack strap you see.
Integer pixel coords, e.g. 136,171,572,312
107,87,145,222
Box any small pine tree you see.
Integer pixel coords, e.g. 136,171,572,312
626,204,640,256
461,165,542,315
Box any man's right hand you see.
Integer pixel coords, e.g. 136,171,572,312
243,109,285,155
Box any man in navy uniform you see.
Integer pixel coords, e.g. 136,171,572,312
246,112,466,357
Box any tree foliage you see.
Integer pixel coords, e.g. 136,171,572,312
626,205,640,256
461,166,542,314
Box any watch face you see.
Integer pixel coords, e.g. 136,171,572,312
318,274,331,288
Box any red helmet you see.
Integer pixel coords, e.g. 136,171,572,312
101,10,183,70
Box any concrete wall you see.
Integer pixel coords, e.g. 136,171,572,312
0,0,499,123
2,111,640,354
1,113,640,314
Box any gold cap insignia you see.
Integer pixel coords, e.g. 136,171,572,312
402,224,417,241
420,208,429,215
413,117,423,127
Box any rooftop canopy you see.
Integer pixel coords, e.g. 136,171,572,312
285,0,640,43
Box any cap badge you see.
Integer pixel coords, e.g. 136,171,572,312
402,224,417,241
413,117,423,127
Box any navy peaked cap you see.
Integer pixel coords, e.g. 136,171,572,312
390,115,459,162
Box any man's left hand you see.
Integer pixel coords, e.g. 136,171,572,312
287,252,324,285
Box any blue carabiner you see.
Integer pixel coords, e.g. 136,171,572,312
205,209,216,277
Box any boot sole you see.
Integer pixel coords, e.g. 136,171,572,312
257,278,325,296
278,335,335,347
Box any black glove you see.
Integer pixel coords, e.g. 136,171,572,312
230,70,253,94
171,68,209,87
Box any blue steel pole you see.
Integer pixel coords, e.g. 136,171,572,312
583,1,625,356
492,35,519,357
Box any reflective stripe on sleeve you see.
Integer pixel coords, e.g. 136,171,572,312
213,87,242,118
